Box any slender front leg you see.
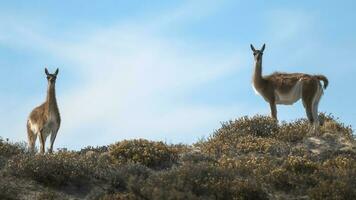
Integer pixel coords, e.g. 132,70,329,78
269,102,277,120
27,125,37,153
49,131,57,153
39,132,45,154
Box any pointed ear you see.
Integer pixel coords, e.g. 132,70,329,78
261,44,266,52
45,68,49,75
54,68,59,76
250,44,256,52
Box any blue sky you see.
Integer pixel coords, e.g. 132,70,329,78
0,0,355,150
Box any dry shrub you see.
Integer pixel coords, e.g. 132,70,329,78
319,113,353,138
6,152,93,187
36,190,61,200
214,115,278,138
201,134,289,158
235,136,289,155
285,155,318,174
266,155,319,192
0,114,353,199
79,145,109,154
110,163,152,192
180,151,217,165
99,193,131,200
0,138,26,169
218,155,278,178
198,116,280,158
276,119,310,142
308,155,356,199
308,180,356,200
0,179,18,200
128,163,268,200
170,143,193,155
109,139,178,169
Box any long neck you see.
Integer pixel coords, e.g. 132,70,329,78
45,83,58,112
253,58,264,86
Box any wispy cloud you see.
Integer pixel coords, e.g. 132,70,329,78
54,22,243,148
0,1,247,149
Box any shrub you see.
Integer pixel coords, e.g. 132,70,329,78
79,145,109,155
214,115,278,138
99,193,131,200
201,134,289,158
276,119,310,142
285,156,318,174
6,152,92,187
218,155,278,179
0,179,18,200
0,114,353,199
198,116,279,158
109,163,152,192
128,164,268,200
308,179,356,200
0,138,26,169
265,156,320,192
319,113,354,138
36,190,61,200
307,155,356,199
109,139,178,169
180,151,217,165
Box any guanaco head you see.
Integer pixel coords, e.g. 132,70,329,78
250,44,265,62
45,68,59,84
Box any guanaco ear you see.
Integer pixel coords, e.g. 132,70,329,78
261,44,266,52
250,44,256,52
45,68,49,75
54,68,59,76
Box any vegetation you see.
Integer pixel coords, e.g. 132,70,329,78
0,114,355,199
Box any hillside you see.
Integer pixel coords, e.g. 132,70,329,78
0,114,355,200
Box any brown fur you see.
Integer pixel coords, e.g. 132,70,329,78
251,44,328,127
27,68,61,154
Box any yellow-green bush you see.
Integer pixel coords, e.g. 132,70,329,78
198,116,283,158
128,163,268,200
319,113,353,138
218,155,278,178
285,155,318,174
265,156,320,192
201,134,289,158
79,145,109,154
180,151,217,166
276,119,310,142
212,115,278,138
109,139,178,169
307,155,356,199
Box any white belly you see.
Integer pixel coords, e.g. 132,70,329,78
275,81,303,105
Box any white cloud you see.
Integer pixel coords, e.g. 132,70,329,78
54,27,243,149
0,1,247,149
